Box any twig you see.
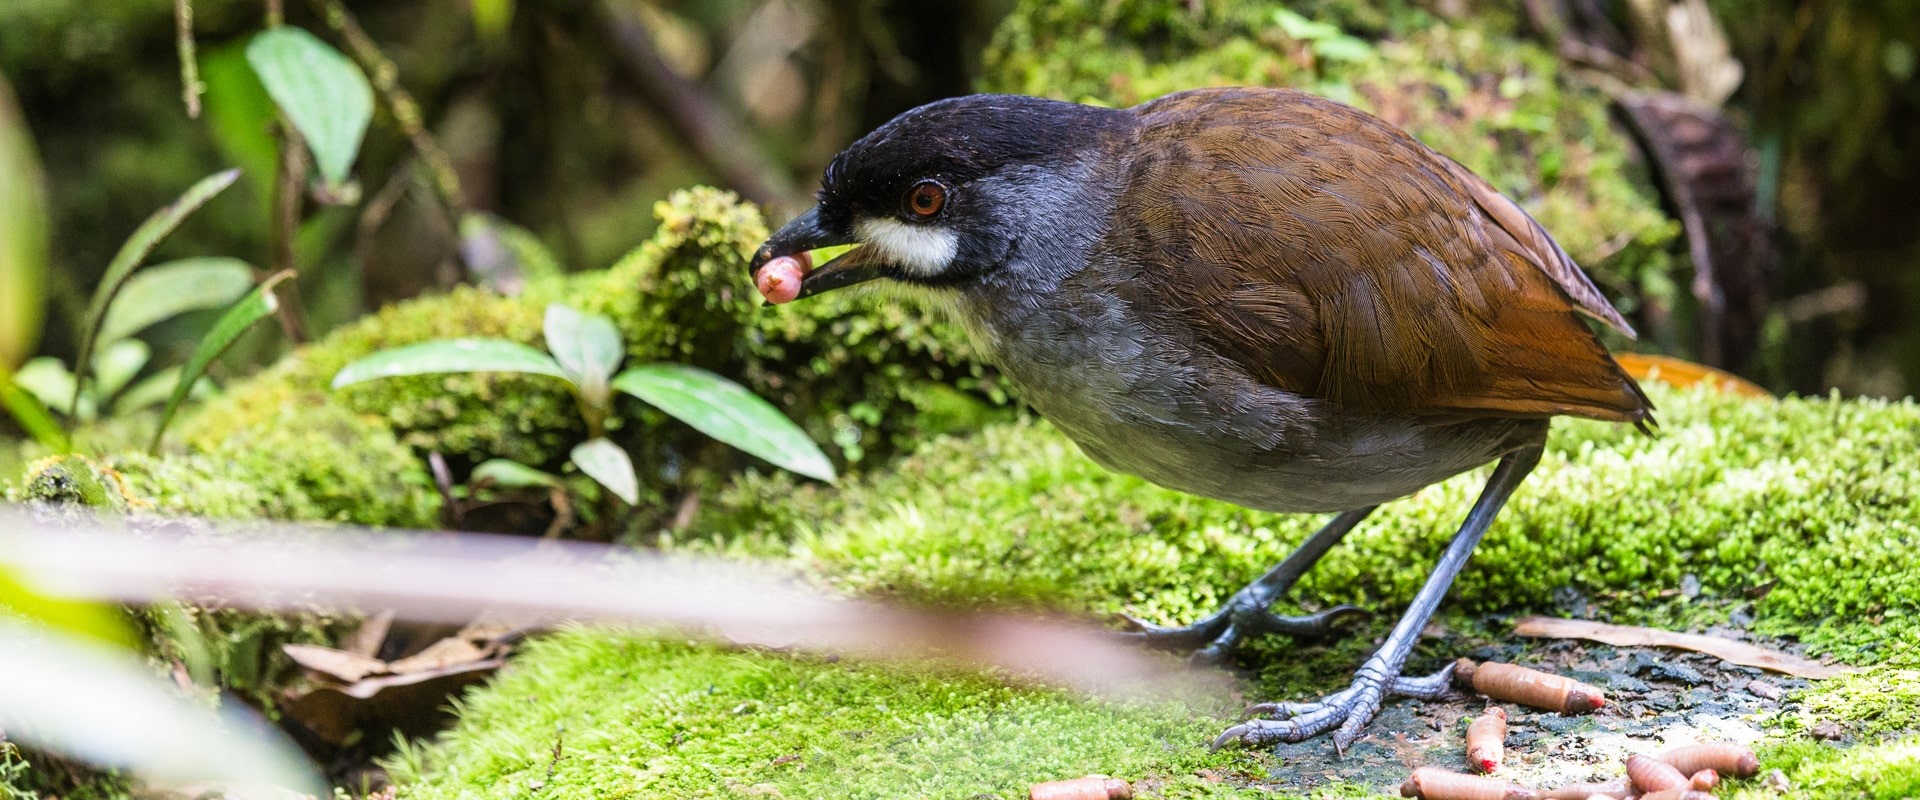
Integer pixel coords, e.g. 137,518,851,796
269,124,310,343
595,0,795,209
312,0,467,218
264,0,282,28
174,0,203,118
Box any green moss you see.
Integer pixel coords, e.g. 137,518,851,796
691,385,1918,664
387,632,1253,800
1741,738,1920,800
979,0,1679,311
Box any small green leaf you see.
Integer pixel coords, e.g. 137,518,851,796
543,305,623,398
115,366,214,415
613,364,836,482
73,168,240,417
470,458,562,490
11,356,75,412
570,437,638,505
0,362,65,450
97,257,257,344
1311,36,1374,62
92,339,151,401
150,271,294,453
330,338,568,389
1273,8,1342,41
246,27,373,187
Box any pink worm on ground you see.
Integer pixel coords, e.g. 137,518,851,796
755,254,810,304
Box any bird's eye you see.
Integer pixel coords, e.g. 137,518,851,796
904,180,946,219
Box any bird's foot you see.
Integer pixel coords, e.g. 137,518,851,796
1119,599,1368,664
1209,660,1456,754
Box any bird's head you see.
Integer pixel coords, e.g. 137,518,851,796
750,94,1129,303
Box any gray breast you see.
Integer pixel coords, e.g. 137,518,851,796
951,280,1536,514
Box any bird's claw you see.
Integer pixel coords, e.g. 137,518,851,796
1210,661,1456,753
1119,603,1369,663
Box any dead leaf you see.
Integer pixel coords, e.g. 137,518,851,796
1512,616,1849,679
342,609,396,658
1614,353,1772,399
282,658,505,746
282,644,390,683
387,635,497,675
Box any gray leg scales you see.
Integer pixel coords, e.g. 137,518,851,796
1210,445,1545,753
1120,506,1378,663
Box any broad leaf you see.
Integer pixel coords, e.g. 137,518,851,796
11,356,75,411
330,338,568,389
246,27,373,188
0,618,323,794
613,364,836,482
0,566,137,649
570,437,638,505
73,168,241,416
470,458,562,490
543,305,623,401
97,257,256,344
150,271,294,453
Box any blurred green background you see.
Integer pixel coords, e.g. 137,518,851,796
0,0,1916,415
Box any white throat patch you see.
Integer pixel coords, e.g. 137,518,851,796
855,217,959,278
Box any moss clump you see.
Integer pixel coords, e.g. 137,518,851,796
400,384,1920,797
167,187,1000,516
387,632,1250,800
979,0,1679,320
693,384,1918,665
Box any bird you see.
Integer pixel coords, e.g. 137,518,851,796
746,86,1652,752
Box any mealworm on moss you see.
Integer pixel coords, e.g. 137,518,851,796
1465,705,1508,774
1626,754,1689,794
1399,767,1538,800
1027,775,1131,800
1452,659,1605,714
1656,742,1761,778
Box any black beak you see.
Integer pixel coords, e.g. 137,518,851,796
750,206,888,299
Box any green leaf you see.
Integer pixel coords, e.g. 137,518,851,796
1273,8,1342,41
11,356,75,412
0,565,138,649
0,72,50,371
570,437,638,505
0,618,324,794
97,257,257,344
470,458,562,490
91,339,151,401
115,366,215,415
543,305,623,400
150,271,294,453
72,168,241,417
0,362,65,450
330,338,568,389
469,0,515,45
613,364,836,482
1312,36,1375,62
246,27,373,188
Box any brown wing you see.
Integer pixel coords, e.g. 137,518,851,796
1111,87,1651,424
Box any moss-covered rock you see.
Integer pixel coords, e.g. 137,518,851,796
6,187,1004,527
394,383,1920,798
981,0,1681,333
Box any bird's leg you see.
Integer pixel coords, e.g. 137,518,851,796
1122,505,1377,663
1211,444,1544,753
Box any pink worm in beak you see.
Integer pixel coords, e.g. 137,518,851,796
755,254,811,304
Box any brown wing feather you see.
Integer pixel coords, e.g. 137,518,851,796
1116,87,1651,424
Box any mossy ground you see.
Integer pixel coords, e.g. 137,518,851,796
392,384,1920,798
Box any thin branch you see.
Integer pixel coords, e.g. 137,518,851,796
174,0,203,118
313,0,467,217
270,125,310,343
264,0,282,28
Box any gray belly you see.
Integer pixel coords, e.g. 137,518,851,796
959,293,1538,514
